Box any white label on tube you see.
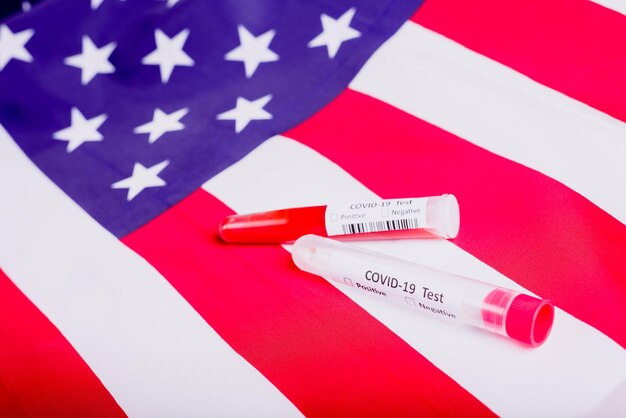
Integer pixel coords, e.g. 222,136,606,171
325,197,427,236
328,251,463,321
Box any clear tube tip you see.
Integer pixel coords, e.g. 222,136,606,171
427,194,460,239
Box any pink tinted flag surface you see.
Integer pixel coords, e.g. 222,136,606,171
1,0,625,416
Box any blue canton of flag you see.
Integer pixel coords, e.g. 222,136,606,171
0,0,420,237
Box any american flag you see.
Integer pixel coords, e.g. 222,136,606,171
1,0,625,416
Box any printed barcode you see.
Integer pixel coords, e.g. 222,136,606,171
341,218,420,234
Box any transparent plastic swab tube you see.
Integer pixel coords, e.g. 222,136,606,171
219,194,459,243
292,235,555,347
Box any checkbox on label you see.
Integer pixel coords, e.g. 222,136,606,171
405,297,416,306
381,208,389,217
331,213,338,222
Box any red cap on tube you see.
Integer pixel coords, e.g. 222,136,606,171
505,294,554,347
482,288,554,346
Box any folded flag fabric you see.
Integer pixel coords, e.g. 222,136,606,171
1,0,625,416
0,1,44,18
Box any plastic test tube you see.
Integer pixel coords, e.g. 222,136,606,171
292,235,555,347
219,194,460,243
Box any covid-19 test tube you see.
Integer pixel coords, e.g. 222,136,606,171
219,194,460,243
292,235,554,347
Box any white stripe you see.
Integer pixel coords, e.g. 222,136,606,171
591,0,626,15
350,22,626,226
0,126,301,418
203,136,626,418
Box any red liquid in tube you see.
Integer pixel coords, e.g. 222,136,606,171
220,194,459,243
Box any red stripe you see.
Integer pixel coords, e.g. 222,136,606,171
122,189,494,417
412,0,626,123
0,270,125,417
284,89,626,347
